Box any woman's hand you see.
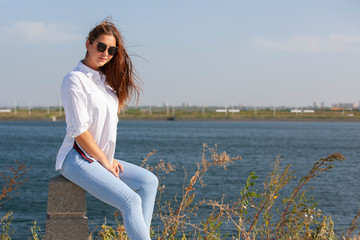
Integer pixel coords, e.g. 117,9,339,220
112,160,124,176
100,159,119,178
75,130,119,178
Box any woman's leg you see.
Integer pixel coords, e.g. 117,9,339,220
60,148,152,240
115,159,158,230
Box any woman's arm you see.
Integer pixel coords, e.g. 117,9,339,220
75,130,122,177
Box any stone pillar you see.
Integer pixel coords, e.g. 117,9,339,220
45,175,89,240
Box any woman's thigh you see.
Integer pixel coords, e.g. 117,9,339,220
60,148,137,210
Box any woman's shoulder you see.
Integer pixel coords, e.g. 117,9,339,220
63,61,91,83
61,70,88,92
65,70,88,81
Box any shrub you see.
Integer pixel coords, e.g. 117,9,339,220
2,146,360,239
96,144,360,240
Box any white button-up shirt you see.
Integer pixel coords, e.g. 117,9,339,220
56,61,119,170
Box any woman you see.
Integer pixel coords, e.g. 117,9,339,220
56,19,158,240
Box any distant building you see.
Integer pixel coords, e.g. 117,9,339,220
215,109,227,113
313,101,318,109
331,103,357,109
290,109,315,113
303,110,315,113
181,102,192,107
229,109,240,113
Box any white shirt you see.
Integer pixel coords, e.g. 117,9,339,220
56,61,119,170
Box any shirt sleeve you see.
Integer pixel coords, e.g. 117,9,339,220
61,73,90,138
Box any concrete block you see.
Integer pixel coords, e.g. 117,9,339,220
45,217,89,240
45,174,89,240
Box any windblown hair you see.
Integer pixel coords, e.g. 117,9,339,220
86,19,141,108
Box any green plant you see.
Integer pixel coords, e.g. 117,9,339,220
0,211,14,240
97,217,117,239
29,221,45,240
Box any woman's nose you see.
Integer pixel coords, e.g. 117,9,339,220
101,49,109,56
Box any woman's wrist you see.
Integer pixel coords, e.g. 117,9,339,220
98,157,111,165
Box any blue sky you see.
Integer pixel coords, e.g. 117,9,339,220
0,0,359,108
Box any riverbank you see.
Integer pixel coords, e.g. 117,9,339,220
1,109,360,122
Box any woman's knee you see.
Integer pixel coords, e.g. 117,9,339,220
144,171,159,189
123,191,142,210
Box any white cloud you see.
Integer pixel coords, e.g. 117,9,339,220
253,34,360,54
4,21,83,44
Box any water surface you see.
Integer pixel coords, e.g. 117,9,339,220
0,121,359,238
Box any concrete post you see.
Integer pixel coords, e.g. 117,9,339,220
45,175,89,240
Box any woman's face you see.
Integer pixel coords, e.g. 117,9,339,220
84,34,117,70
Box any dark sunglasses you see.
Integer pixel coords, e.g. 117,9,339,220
91,41,118,56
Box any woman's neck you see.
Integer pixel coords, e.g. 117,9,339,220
82,58,99,71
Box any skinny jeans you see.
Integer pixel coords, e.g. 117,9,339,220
60,148,158,240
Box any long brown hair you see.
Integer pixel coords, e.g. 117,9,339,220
86,19,141,108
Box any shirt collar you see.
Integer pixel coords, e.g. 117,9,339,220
76,60,104,80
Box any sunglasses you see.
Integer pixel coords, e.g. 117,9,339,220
91,41,118,56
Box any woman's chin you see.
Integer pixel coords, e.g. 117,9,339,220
97,61,108,67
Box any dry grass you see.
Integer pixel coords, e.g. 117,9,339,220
0,161,29,206
1,146,359,239
0,161,29,239
94,144,360,240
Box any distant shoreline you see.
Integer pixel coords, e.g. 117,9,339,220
1,116,360,122
1,109,359,122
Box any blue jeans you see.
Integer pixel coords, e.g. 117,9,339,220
60,148,158,240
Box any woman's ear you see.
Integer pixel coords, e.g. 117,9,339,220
85,40,91,51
